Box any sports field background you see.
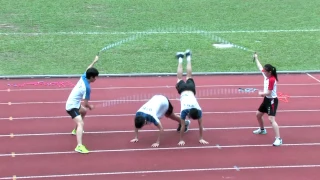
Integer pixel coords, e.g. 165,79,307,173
1,0,319,76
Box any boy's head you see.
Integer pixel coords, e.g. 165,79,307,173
134,115,146,129
86,67,99,83
188,108,201,120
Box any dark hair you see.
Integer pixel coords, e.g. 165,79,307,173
86,67,99,79
189,108,200,119
264,64,278,81
134,116,146,129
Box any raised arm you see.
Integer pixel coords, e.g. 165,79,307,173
253,52,263,72
86,55,99,70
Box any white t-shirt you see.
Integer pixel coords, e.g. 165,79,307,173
261,70,277,98
179,91,202,120
136,95,169,126
65,73,91,111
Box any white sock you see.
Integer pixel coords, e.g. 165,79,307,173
186,56,191,62
179,57,183,63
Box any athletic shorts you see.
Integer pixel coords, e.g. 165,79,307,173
165,97,174,116
66,106,81,119
258,97,278,116
176,78,196,95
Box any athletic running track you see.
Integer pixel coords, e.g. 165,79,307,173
1,73,320,180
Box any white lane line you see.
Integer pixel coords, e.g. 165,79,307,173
2,124,320,138
1,83,319,92
1,95,319,105
1,109,320,120
1,164,320,180
306,73,320,83
1,142,320,157
1,164,320,179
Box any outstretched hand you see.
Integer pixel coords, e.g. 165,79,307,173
178,140,185,146
253,52,258,62
151,142,160,148
93,55,99,63
199,139,209,145
130,138,139,143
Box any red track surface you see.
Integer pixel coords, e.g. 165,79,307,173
1,73,320,180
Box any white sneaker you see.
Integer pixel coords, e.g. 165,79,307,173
273,138,283,146
184,120,191,133
253,128,267,134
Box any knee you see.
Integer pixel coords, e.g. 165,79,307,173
268,116,276,124
77,121,84,126
256,111,263,118
80,109,87,116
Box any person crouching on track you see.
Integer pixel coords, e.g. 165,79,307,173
131,94,185,147
65,55,99,154
252,52,282,146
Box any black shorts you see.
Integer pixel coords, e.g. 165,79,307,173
258,97,279,116
66,106,81,119
176,78,196,95
165,97,174,116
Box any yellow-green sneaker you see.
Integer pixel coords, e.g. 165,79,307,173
71,129,84,135
75,144,89,154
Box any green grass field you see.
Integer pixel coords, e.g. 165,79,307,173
1,0,319,76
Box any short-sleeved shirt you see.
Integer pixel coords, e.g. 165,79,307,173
261,70,277,98
65,72,91,111
179,91,202,120
135,95,169,126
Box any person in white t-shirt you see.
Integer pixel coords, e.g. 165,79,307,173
174,49,209,146
252,52,282,146
65,55,99,154
131,94,183,147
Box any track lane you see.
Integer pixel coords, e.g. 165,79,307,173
20,167,319,180
1,83,319,103
1,74,317,90
1,127,320,154
1,111,320,137
1,97,319,117
1,145,320,178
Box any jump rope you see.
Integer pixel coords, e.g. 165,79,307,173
7,27,289,108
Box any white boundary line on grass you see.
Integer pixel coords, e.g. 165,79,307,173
1,95,319,105
1,29,320,35
2,124,320,138
1,142,320,157
1,109,320,120
1,164,320,180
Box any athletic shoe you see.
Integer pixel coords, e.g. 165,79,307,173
71,129,84,135
185,49,192,57
253,128,267,135
177,120,191,133
184,120,191,133
75,144,89,154
176,52,184,59
273,138,283,146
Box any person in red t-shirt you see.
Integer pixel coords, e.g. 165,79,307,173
252,52,282,147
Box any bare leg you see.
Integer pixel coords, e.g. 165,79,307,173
73,116,84,145
185,50,192,79
176,52,184,81
256,111,265,129
269,116,280,138
167,113,182,123
74,106,87,131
